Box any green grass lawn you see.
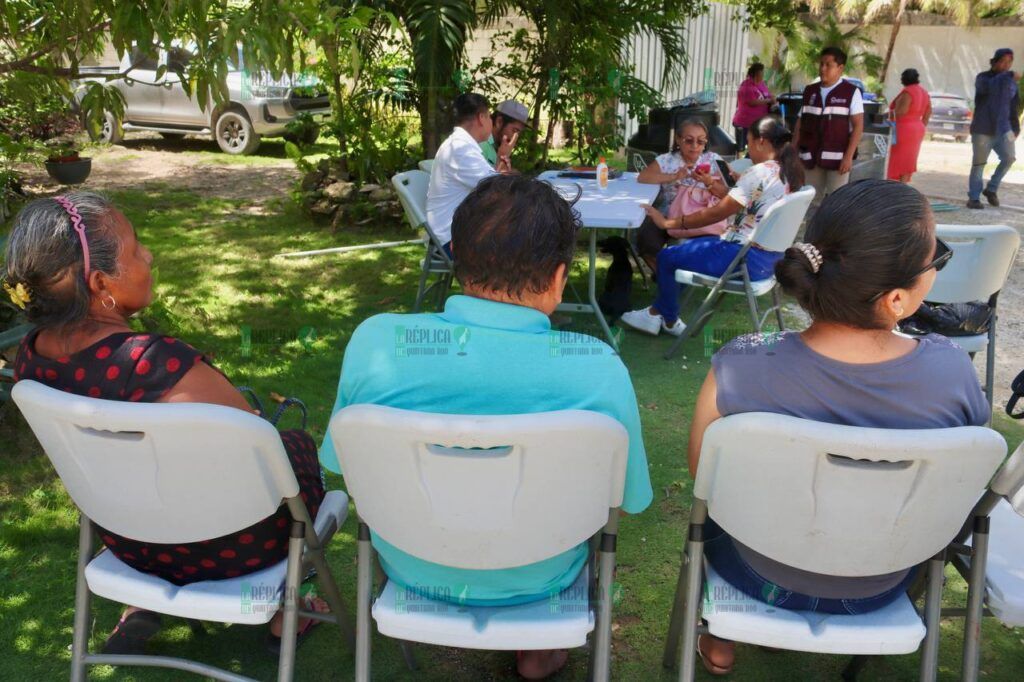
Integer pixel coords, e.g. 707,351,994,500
2,185,1024,680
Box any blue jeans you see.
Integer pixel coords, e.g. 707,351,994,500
704,518,919,615
442,241,453,259
652,237,783,324
969,131,1017,200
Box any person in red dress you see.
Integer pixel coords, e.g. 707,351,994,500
3,192,327,655
887,69,932,183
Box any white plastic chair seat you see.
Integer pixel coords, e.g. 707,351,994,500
966,499,1024,627
947,333,988,354
372,566,593,650
85,491,349,625
702,561,925,655
675,269,776,297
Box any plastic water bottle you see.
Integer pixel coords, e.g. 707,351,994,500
597,157,609,190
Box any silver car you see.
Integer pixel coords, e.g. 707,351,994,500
78,45,330,155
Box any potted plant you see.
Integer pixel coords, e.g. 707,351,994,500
43,136,92,185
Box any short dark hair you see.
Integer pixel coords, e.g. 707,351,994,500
454,93,490,125
900,68,920,86
451,175,581,298
775,180,934,330
820,46,847,66
747,62,765,79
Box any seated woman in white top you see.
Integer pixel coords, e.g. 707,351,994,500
635,118,729,270
621,116,804,337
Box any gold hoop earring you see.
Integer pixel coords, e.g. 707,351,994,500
101,295,117,311
894,305,904,319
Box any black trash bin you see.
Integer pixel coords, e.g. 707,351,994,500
626,91,737,166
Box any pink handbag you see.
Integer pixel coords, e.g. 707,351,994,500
666,182,729,238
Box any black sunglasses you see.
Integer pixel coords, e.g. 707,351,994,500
869,238,953,302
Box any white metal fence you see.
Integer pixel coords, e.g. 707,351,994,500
620,3,751,142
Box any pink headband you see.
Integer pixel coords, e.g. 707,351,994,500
54,196,90,282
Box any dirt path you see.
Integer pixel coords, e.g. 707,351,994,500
18,133,299,206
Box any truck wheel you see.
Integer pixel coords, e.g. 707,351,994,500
215,108,261,155
87,111,124,144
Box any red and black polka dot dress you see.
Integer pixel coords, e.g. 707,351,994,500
15,330,325,585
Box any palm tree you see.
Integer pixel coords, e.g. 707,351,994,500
790,13,883,80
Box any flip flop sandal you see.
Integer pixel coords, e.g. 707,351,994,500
101,610,163,655
697,634,734,676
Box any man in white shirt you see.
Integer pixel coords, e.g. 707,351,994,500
792,47,865,199
427,93,511,255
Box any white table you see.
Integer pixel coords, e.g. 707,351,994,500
538,171,660,350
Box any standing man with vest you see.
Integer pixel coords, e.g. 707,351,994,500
966,48,1020,209
792,47,865,199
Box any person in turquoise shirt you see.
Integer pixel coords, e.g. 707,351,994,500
321,174,652,680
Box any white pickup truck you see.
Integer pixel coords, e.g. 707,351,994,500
77,45,330,155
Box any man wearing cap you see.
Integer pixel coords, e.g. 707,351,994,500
967,48,1021,209
480,100,529,169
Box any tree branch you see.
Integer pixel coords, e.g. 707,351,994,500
0,20,111,76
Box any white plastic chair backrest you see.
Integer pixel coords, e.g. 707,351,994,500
748,185,815,254
991,440,1024,516
694,412,1006,576
418,159,434,173
329,404,629,570
12,380,298,544
391,170,430,231
729,157,753,175
927,224,1020,303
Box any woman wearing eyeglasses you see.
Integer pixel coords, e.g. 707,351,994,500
687,180,987,676
635,118,729,271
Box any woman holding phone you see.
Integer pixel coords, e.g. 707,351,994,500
620,116,804,337
635,118,729,271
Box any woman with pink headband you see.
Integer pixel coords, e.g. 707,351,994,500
3,192,329,655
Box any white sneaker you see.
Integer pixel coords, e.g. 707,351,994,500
619,308,663,336
662,318,687,336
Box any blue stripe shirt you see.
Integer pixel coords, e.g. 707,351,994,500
320,295,652,605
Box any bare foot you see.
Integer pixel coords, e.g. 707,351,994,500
516,649,569,679
269,595,329,637
698,634,735,675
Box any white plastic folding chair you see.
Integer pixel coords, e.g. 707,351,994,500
12,380,354,682
907,224,1020,416
328,404,629,682
663,412,1006,682
417,159,434,173
664,185,816,360
391,169,454,312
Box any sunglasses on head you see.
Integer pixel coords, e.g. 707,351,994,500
869,237,952,302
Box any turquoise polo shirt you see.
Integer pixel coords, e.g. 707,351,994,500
320,295,652,606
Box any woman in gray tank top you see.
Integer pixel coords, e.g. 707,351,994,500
690,179,989,675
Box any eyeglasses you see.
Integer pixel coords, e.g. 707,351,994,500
681,137,707,146
869,237,953,302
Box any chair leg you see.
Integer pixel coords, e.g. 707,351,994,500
919,550,945,682
662,546,689,669
591,512,619,682
984,324,995,424
962,516,990,682
841,655,870,681
677,523,706,682
413,262,430,313
306,546,356,652
277,521,306,682
664,290,723,360
71,514,95,682
772,287,785,330
355,521,374,682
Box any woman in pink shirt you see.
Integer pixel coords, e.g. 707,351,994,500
732,63,775,152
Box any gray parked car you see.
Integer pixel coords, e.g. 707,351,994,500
927,93,971,143
77,45,330,155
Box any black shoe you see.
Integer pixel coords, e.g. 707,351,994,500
982,189,1000,207
966,199,985,209
102,610,163,655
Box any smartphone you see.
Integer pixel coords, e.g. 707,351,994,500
716,159,737,187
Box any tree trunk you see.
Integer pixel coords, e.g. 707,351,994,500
322,40,349,177
880,0,907,87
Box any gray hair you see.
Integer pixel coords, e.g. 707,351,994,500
4,191,121,330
